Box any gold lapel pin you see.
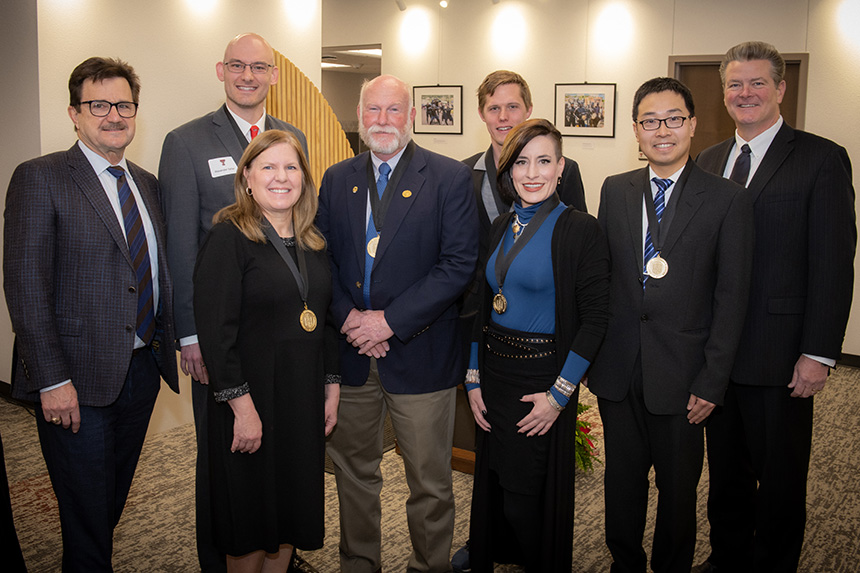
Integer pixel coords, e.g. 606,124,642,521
402,190,412,198
352,186,358,194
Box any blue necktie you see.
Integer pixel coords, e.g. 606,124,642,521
730,143,751,186
643,177,671,287
107,166,155,344
363,162,391,308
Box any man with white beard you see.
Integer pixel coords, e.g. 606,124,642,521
317,74,478,573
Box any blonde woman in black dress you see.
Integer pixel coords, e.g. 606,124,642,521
194,130,339,573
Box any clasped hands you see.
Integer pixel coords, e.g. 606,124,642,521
341,308,393,358
467,387,561,437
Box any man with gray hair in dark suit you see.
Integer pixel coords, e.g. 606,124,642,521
694,41,856,573
4,56,179,571
158,32,308,572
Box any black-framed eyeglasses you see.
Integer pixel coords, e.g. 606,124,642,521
223,61,274,75
637,115,691,131
80,100,139,118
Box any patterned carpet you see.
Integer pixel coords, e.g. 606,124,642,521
3,367,860,572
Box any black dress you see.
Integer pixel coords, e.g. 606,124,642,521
193,221,338,556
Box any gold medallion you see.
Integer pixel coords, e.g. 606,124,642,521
367,236,379,258
646,254,669,279
493,292,508,314
512,220,521,235
300,307,317,332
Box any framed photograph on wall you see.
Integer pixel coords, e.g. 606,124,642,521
554,83,616,138
413,85,463,134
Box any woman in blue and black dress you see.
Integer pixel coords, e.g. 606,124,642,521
466,118,610,572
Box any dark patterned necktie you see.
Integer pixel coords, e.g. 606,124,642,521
730,143,751,186
107,166,155,344
643,177,670,287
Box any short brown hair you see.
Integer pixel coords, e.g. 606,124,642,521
215,130,325,251
68,57,141,109
720,41,786,87
497,118,562,204
477,70,532,112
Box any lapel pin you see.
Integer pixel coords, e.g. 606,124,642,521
352,186,358,194
402,190,412,198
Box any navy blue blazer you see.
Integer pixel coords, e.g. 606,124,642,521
4,143,179,406
697,123,856,386
317,143,478,394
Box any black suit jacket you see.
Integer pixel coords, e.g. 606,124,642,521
697,123,856,386
4,143,179,405
588,160,753,414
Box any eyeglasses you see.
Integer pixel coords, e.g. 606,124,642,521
223,61,274,75
80,100,139,118
637,115,691,131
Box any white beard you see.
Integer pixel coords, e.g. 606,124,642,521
359,123,412,155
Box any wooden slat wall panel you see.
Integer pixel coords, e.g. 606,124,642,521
266,50,354,188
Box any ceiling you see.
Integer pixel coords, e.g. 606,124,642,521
321,44,382,75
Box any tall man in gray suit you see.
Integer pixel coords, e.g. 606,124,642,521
694,41,856,573
158,32,307,572
4,56,178,571
588,77,753,573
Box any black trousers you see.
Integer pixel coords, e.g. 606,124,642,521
1,427,26,572
704,382,813,573
598,357,705,573
36,350,159,572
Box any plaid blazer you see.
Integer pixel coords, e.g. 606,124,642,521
4,143,179,406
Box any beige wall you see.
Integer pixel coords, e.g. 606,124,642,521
324,0,860,354
2,0,859,435
0,0,322,435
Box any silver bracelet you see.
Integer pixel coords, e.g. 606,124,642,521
466,368,480,385
545,390,565,411
553,375,576,398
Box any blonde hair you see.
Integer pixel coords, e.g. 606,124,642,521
214,130,325,251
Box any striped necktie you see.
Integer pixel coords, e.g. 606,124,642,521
363,162,391,308
107,166,155,344
643,177,671,287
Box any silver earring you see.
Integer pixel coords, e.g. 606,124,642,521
246,187,253,196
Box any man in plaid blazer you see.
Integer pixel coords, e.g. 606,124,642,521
3,57,178,572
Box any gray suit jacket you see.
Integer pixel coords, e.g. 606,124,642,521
588,160,753,414
158,104,307,339
4,143,179,405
